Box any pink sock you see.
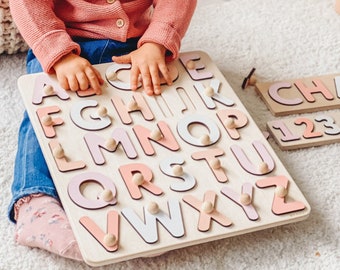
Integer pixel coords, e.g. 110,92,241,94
14,194,83,261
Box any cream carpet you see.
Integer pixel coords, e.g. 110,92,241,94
1,0,339,269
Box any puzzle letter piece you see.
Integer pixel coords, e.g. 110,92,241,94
256,175,306,215
119,163,163,199
216,109,248,140
220,183,259,221
106,62,142,90
179,52,213,80
121,199,185,244
183,190,232,232
194,79,234,109
80,210,119,252
133,121,180,156
36,106,64,138
177,114,220,146
84,128,137,165
68,172,117,209
32,73,70,105
70,100,111,130
159,155,196,191
191,148,227,183
111,92,154,124
230,140,274,175
49,139,86,172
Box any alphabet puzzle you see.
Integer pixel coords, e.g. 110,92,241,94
18,51,310,266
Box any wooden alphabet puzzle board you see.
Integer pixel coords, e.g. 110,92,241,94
18,51,310,266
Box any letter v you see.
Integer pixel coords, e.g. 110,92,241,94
79,210,119,252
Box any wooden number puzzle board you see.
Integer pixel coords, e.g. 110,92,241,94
267,111,340,150
18,51,310,267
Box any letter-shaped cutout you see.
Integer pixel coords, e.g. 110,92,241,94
268,82,303,106
179,52,213,80
295,79,334,102
68,172,117,209
182,190,232,232
194,79,234,109
177,114,220,147
32,73,70,105
159,155,196,191
133,121,180,156
84,128,137,165
121,199,184,244
36,106,64,138
256,175,306,215
220,183,259,221
79,210,119,252
111,92,154,124
70,100,111,130
191,148,227,183
118,163,163,199
230,140,275,175
216,109,248,140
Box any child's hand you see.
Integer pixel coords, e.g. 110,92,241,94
112,43,172,95
53,53,104,95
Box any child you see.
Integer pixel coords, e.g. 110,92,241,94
8,0,197,261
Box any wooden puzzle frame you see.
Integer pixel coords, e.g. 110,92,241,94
255,73,340,116
18,51,310,266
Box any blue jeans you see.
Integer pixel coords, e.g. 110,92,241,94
8,38,139,222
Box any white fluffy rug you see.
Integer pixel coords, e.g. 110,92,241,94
1,0,339,269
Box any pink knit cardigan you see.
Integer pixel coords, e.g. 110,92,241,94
9,0,197,72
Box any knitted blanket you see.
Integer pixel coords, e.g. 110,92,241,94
1,0,29,54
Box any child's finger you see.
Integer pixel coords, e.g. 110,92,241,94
112,54,131,64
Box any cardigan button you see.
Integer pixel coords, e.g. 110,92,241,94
116,18,125,28
107,0,116,3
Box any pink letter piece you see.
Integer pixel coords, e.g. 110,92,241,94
179,52,213,80
295,79,334,102
182,190,232,232
268,82,303,106
133,121,180,156
36,106,64,138
230,140,275,175
48,139,86,172
32,73,70,105
119,163,163,199
256,175,306,215
220,183,259,221
68,172,117,209
191,148,227,183
84,128,137,165
111,92,154,125
216,109,248,140
79,210,119,252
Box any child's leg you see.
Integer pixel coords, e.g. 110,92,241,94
8,51,82,261
15,194,82,261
